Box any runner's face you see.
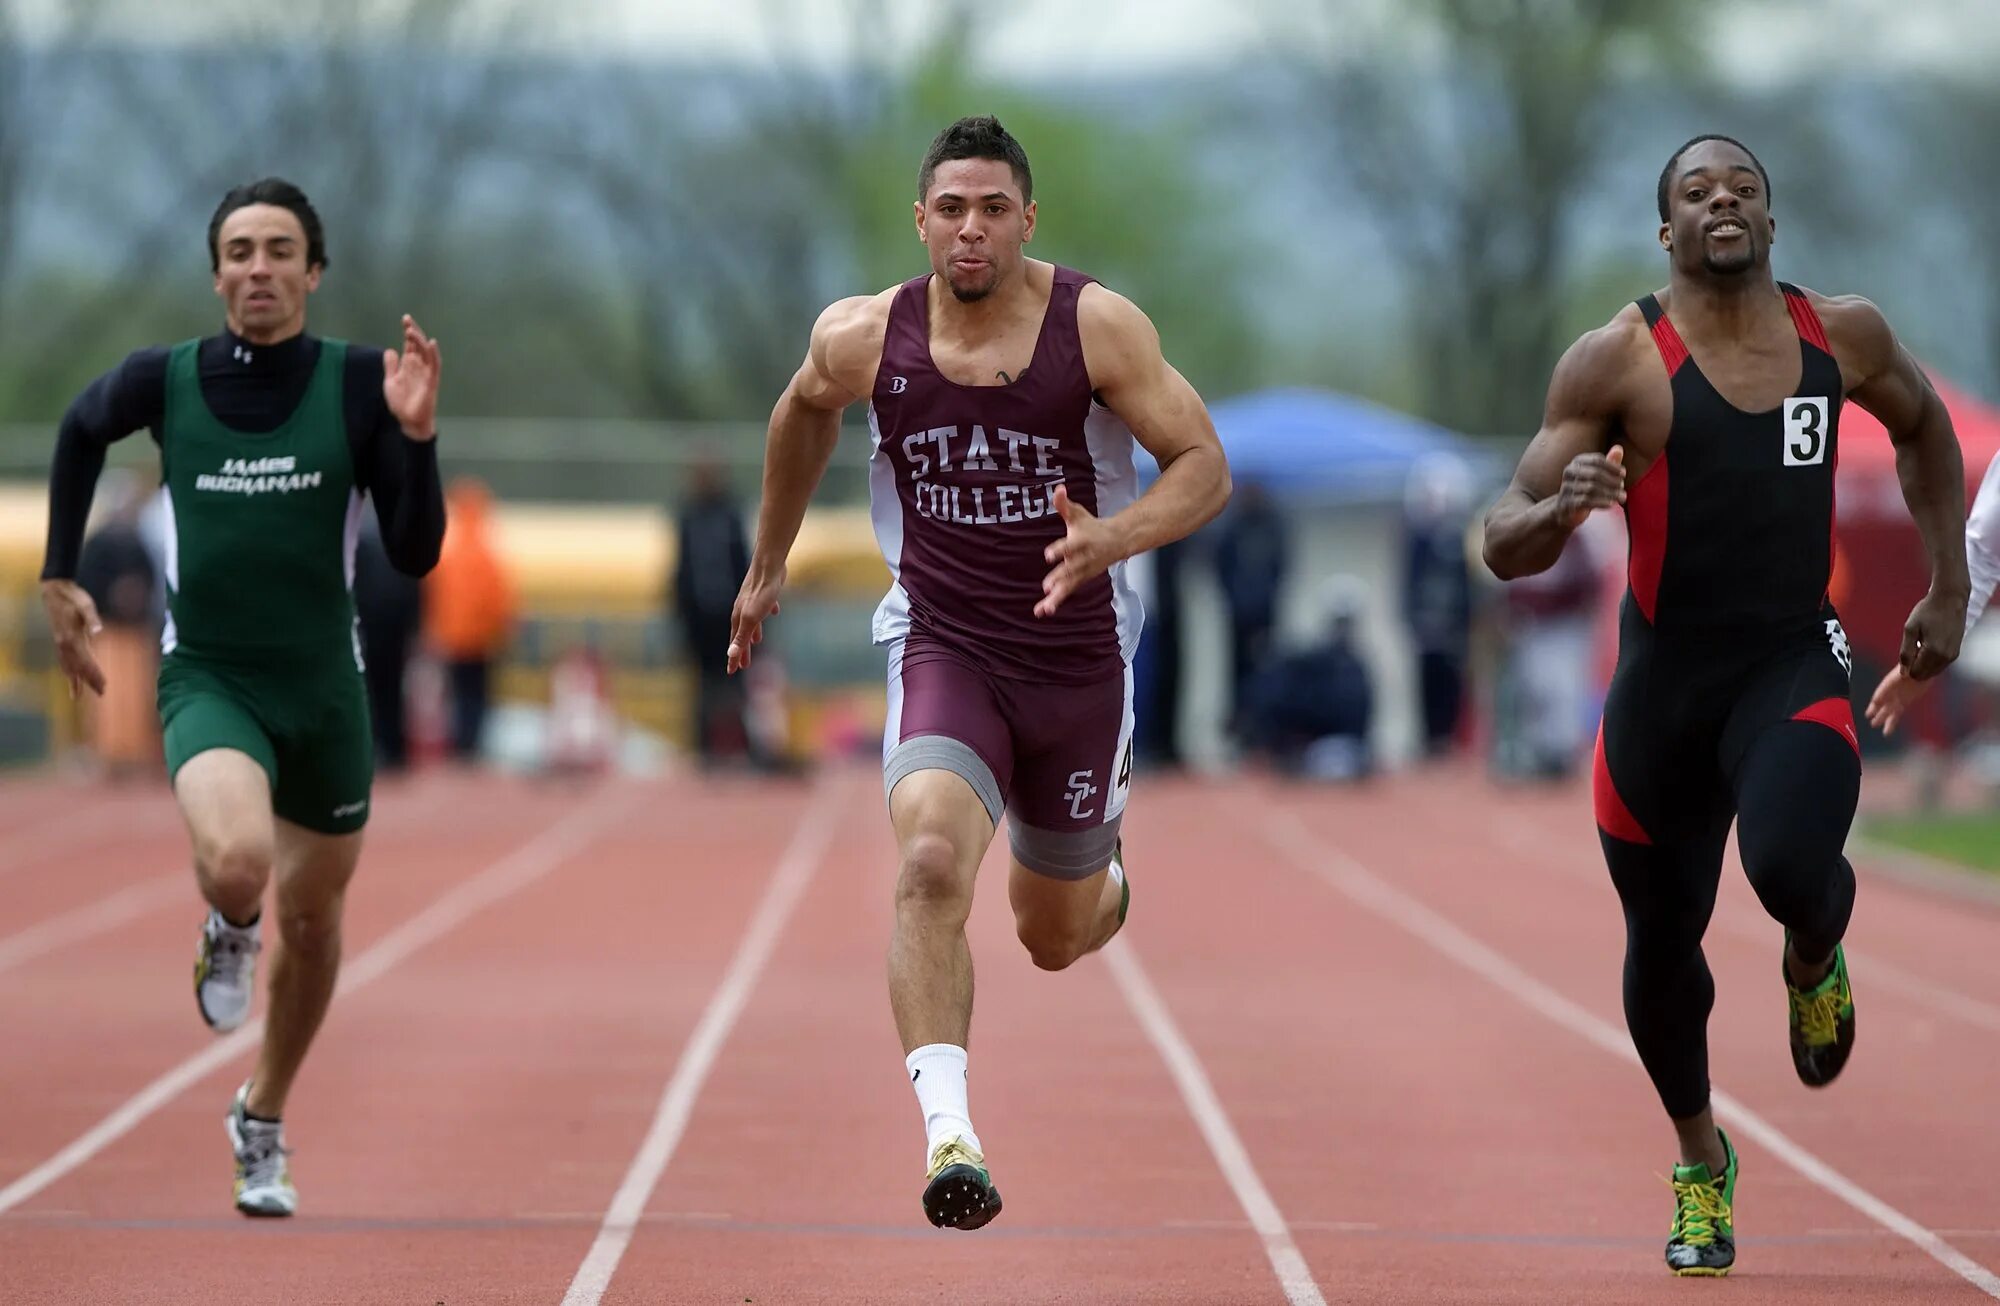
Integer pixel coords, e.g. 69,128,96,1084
916,158,1035,303
213,205,320,343
1661,140,1772,278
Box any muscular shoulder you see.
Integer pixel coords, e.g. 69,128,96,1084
1801,288,1898,378
1077,282,1161,388
810,290,895,396
1546,305,1652,419
100,345,171,404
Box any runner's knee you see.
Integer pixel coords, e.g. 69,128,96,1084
1734,722,1858,942
1016,915,1092,971
195,833,274,905
276,897,343,955
895,831,975,921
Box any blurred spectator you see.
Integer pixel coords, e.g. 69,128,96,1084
1494,528,1600,780
353,506,425,772
74,470,162,778
1402,453,1476,757
1212,480,1289,738
1243,578,1375,781
424,477,517,762
672,454,752,766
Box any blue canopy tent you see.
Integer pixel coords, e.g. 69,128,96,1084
1139,386,1497,503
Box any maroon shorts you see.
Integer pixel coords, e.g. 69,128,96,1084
883,635,1134,879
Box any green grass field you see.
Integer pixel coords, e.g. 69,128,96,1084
1862,811,2000,875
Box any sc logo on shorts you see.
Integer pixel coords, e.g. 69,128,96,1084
1784,397,1829,467
1066,770,1100,820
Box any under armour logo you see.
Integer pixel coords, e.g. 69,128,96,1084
889,376,908,393
233,345,253,363
1066,769,1099,820
1826,618,1852,676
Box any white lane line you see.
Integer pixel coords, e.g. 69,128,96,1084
0,785,635,1215
1260,805,2000,1300
1106,937,1329,1306
0,874,186,976
560,775,847,1306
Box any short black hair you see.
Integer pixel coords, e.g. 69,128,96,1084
917,116,1033,205
207,178,327,272
1658,135,1770,223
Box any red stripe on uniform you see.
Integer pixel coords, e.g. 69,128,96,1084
1793,697,1861,757
1786,291,1832,354
1648,317,1691,376
1593,723,1652,845
1625,451,1669,623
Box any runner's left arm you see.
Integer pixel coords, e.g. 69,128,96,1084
1834,295,1968,679
1041,286,1229,616
348,341,445,577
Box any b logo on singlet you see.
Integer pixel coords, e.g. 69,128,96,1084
889,376,908,394
1826,618,1852,676
1784,397,1829,467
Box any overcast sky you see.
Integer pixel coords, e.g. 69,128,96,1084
17,0,2000,80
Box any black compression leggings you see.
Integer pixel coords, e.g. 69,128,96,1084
1603,720,1859,1120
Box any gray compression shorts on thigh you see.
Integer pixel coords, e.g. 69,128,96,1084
1008,815,1123,881
884,735,1005,826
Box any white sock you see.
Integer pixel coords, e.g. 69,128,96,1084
905,1043,979,1162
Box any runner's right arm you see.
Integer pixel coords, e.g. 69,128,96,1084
40,350,168,695
1481,325,1628,581
728,295,882,673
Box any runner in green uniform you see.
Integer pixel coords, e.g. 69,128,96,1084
39,178,445,1216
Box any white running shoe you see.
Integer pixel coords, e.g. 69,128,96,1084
226,1082,296,1218
193,909,260,1033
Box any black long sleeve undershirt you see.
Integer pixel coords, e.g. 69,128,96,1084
41,326,445,582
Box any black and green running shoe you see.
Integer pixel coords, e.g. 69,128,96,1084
1786,937,1856,1088
1665,1129,1738,1276
923,1137,1002,1231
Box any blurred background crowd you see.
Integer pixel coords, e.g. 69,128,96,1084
5,0,2000,858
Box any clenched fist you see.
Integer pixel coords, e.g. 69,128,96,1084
1556,445,1627,528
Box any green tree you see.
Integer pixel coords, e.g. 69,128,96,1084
1278,0,1715,435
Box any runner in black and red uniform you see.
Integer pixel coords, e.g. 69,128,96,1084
1482,135,1969,1278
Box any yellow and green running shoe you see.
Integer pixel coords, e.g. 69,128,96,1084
1786,937,1856,1088
1665,1129,1738,1276
922,1137,1002,1231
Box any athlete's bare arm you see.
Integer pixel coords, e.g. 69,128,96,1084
728,292,892,673
1820,293,1968,681
1483,312,1644,580
1041,285,1229,618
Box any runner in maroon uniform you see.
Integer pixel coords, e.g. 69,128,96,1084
1483,135,1968,1276
728,116,1229,1229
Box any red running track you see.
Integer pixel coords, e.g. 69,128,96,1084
0,760,1996,1304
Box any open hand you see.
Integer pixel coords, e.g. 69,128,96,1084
1037,484,1125,619
383,314,442,440
1865,663,1931,736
